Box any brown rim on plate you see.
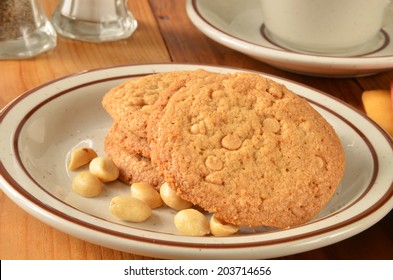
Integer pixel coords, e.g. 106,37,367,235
259,24,390,58
191,0,393,59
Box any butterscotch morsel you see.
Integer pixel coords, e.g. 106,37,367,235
205,155,223,171
315,156,325,170
263,118,280,133
221,134,242,150
204,173,224,185
290,206,306,218
190,121,206,134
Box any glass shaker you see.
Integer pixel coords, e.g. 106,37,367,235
0,0,57,59
51,0,138,42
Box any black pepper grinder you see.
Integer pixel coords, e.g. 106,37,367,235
0,0,57,59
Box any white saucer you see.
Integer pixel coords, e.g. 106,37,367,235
1,64,392,259
186,0,393,77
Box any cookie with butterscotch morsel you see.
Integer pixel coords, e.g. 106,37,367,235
102,69,217,138
147,71,223,166
153,72,345,228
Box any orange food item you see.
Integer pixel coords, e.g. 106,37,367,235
362,90,393,136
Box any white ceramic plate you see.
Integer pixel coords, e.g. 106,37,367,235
1,64,392,259
186,0,393,77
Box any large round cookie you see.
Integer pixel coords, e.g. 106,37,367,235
153,72,345,228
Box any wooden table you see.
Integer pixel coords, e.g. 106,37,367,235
0,0,392,260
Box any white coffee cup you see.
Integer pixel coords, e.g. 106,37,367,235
260,0,393,54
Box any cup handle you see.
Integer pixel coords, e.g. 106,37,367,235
383,0,393,26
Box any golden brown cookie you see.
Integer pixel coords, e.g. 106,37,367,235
104,126,164,187
107,122,151,158
103,71,216,187
102,70,216,138
153,72,345,228
147,71,223,165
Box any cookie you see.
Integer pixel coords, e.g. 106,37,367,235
152,72,345,228
107,122,151,158
104,126,164,187
102,70,215,138
103,71,215,187
147,71,224,165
